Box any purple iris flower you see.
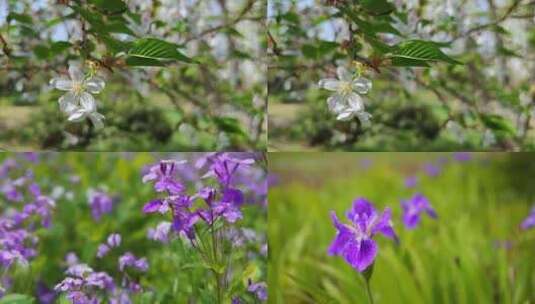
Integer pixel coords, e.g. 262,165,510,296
401,193,437,229
142,160,187,195
423,163,441,177
404,176,418,188
328,198,397,272
521,206,535,230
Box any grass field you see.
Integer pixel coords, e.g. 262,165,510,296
268,153,535,304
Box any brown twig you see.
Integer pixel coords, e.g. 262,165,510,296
0,33,11,57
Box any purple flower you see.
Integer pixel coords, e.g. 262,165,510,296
521,206,535,230
200,153,255,187
423,163,441,177
107,234,121,248
118,252,148,272
453,152,472,162
401,193,437,229
247,279,267,302
37,282,56,304
142,160,187,195
404,176,418,188
87,190,113,221
147,222,172,243
96,244,110,258
328,198,397,272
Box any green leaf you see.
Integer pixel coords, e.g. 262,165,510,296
49,41,72,55
213,117,246,136
90,0,127,13
0,294,35,304
360,0,395,15
7,13,32,24
33,45,50,60
125,56,165,67
391,57,430,67
127,38,195,66
391,40,462,65
480,114,515,135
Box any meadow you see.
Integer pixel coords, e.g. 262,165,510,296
0,152,267,303
268,152,535,303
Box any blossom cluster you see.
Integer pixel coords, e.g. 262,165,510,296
54,233,148,304
0,157,55,295
142,153,267,302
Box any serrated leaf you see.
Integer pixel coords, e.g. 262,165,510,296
127,38,195,65
391,40,462,65
391,57,430,67
125,56,165,67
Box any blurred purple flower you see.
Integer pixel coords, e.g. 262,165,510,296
401,193,437,229
87,190,114,221
107,234,121,248
118,252,148,272
521,206,535,230
142,160,187,195
247,279,267,302
423,163,441,177
328,198,397,272
96,244,110,258
453,152,472,162
147,222,172,243
404,176,418,188
37,282,56,304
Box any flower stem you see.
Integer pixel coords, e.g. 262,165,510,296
364,278,374,304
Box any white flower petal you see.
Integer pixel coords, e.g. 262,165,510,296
327,94,345,113
68,110,87,122
347,93,364,112
51,78,73,91
58,93,78,114
353,77,372,94
85,77,105,94
68,64,84,82
336,66,352,82
336,110,355,121
79,93,96,112
318,78,340,91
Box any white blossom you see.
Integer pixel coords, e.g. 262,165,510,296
318,66,372,122
50,64,106,128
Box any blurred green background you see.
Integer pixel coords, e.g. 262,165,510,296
268,152,535,303
0,153,267,303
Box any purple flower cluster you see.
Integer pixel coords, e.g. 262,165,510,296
142,154,255,240
329,198,397,272
55,234,148,304
0,158,55,290
142,153,267,302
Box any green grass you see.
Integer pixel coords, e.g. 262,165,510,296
268,153,535,304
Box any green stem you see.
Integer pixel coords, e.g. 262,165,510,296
364,278,374,304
